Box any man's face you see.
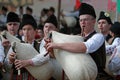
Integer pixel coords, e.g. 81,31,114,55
43,23,57,37
7,22,20,36
79,14,95,34
22,24,36,41
97,19,111,35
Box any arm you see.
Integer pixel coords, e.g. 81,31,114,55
46,33,104,54
15,40,50,69
47,42,86,53
108,48,120,72
31,40,50,66
0,41,5,67
106,38,120,55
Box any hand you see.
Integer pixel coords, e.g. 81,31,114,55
46,42,56,51
14,59,33,70
45,42,57,57
2,39,10,47
9,52,16,63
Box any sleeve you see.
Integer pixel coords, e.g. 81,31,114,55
106,38,120,55
0,41,5,63
6,47,13,63
31,41,50,66
108,48,120,72
84,33,105,53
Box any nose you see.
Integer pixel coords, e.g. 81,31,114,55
98,24,102,28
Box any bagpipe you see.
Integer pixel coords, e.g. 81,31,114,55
0,30,54,80
48,31,98,80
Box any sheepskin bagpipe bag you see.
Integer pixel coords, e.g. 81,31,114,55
0,30,21,43
11,42,54,80
51,31,97,80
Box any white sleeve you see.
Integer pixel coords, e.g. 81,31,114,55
0,41,5,63
106,38,120,55
84,33,104,53
108,48,120,72
108,56,120,72
32,53,50,66
31,40,50,66
6,47,13,63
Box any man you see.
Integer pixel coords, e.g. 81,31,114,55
9,14,60,80
26,6,33,15
46,3,112,80
97,11,113,43
0,6,8,26
18,6,24,22
8,14,43,80
1,12,21,80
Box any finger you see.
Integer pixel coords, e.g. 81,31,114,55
15,64,22,70
14,60,20,65
14,60,22,69
10,53,15,57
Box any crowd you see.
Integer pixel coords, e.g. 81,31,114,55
0,2,120,80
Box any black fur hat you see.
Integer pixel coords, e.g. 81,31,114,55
45,15,58,28
97,11,113,24
110,22,120,36
7,12,20,23
26,6,33,13
21,14,37,29
2,6,8,11
79,3,96,18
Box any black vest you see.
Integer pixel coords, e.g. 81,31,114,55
84,31,106,73
106,34,112,42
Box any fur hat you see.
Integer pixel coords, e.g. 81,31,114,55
110,22,120,36
2,6,8,11
97,11,113,24
45,15,58,28
20,14,37,29
79,3,96,18
7,12,20,23
26,6,33,13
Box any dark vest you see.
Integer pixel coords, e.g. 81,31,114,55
84,31,106,73
106,34,112,42
33,40,40,52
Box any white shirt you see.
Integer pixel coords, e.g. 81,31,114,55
106,37,120,55
0,14,7,26
31,39,50,66
0,41,5,63
108,46,120,75
84,33,105,53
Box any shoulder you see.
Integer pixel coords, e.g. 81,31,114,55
92,33,104,40
114,37,120,41
94,33,104,37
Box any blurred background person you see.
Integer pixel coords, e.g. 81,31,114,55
0,6,8,26
97,11,113,43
